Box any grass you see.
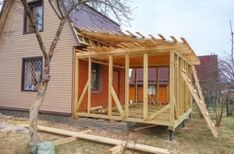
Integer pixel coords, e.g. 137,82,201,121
0,111,234,154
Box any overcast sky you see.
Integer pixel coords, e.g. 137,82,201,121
123,0,234,57
1,1,233,57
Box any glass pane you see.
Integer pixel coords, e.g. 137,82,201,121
35,6,43,31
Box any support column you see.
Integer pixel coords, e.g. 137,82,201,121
143,54,148,120
87,58,91,114
157,68,160,104
169,51,175,126
74,57,79,116
125,55,129,119
108,56,113,118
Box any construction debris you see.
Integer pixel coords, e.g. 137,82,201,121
19,123,169,154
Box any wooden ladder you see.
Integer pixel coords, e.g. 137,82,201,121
181,66,218,137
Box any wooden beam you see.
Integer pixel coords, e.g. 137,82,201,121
176,56,180,117
75,80,89,112
143,54,148,120
108,56,113,118
107,144,125,154
181,71,218,137
125,30,137,38
53,137,77,146
169,51,175,125
157,68,160,104
20,124,169,154
148,104,170,120
74,58,79,115
85,59,124,69
111,87,124,118
125,55,130,119
90,105,103,111
75,113,171,126
158,34,166,40
170,36,177,42
87,58,91,114
136,32,145,38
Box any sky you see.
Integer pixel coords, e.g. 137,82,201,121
0,1,233,57
123,0,234,57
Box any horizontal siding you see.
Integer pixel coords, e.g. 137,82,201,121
0,1,77,113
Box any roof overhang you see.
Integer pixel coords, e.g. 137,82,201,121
74,27,200,65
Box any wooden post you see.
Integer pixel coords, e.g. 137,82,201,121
179,58,183,115
74,57,79,115
87,58,91,114
143,54,148,120
175,55,179,118
135,68,138,103
169,51,175,125
108,56,113,118
188,65,193,108
125,55,129,119
157,68,160,104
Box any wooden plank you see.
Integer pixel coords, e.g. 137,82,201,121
20,124,169,154
192,66,204,101
53,137,77,146
176,56,180,117
75,113,171,126
87,58,91,114
90,106,103,111
181,71,218,137
107,144,125,154
111,87,124,118
125,55,130,119
75,80,89,112
169,51,175,125
148,104,170,120
143,54,148,120
108,56,113,118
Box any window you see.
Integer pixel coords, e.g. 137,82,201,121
148,85,156,95
22,57,42,91
24,0,43,33
91,63,101,91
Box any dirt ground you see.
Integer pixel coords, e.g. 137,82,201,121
0,112,234,154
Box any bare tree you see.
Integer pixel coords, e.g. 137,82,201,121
18,0,131,152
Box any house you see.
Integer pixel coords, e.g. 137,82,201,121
195,54,218,94
0,0,121,115
129,67,169,105
0,0,217,138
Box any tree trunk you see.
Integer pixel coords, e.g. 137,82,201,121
29,82,48,153
28,19,65,153
29,60,50,153
216,95,226,126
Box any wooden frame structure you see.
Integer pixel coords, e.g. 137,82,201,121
72,28,217,136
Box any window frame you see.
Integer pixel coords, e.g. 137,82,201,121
23,0,44,34
21,56,43,92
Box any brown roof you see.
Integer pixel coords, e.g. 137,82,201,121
130,67,169,85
